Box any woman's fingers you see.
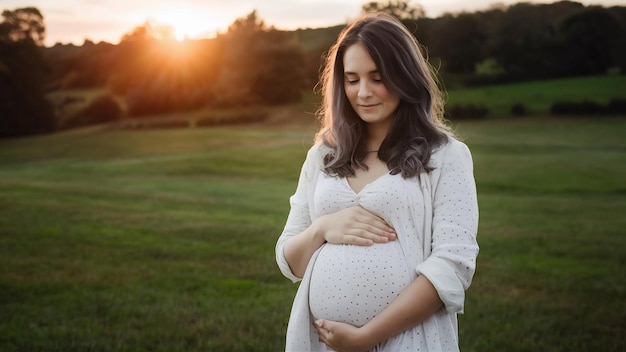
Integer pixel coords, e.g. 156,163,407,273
345,234,374,246
354,213,396,241
319,206,397,245
314,320,333,348
355,207,394,229
348,227,389,244
339,228,394,245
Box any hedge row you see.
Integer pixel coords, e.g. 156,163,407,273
445,98,626,120
550,98,626,116
64,94,122,129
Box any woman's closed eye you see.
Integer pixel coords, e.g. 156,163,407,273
345,78,382,85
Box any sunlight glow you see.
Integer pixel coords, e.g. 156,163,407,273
149,9,218,41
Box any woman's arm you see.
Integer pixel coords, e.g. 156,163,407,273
282,220,326,279
315,275,442,352
276,145,396,280
415,140,479,312
362,275,442,343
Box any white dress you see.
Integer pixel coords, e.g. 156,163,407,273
276,138,479,352
309,172,427,351
309,172,416,327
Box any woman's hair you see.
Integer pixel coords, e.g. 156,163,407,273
316,12,452,178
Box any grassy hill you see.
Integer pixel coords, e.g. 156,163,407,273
446,74,626,118
0,115,624,351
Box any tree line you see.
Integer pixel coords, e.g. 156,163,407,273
1,9,307,137
412,1,626,83
0,7,56,137
1,1,625,137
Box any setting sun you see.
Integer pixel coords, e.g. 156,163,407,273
149,9,224,41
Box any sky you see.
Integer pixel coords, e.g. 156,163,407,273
1,0,623,46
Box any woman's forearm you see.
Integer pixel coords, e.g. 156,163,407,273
282,222,325,278
362,274,443,346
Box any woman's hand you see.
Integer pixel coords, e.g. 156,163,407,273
314,319,375,352
314,206,396,246
283,206,396,278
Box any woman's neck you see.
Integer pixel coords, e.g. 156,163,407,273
366,121,390,151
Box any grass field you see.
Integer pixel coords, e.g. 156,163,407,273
446,74,626,118
0,114,625,351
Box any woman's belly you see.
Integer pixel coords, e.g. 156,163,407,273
309,241,413,327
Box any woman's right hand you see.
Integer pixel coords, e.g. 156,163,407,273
314,206,396,246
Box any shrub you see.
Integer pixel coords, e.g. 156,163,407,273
121,119,190,130
511,103,527,116
66,94,122,128
125,81,210,117
549,100,605,115
196,112,268,127
607,98,626,114
445,104,489,120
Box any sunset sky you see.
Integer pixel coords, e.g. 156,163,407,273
1,0,622,46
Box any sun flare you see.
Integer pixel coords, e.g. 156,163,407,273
150,9,218,41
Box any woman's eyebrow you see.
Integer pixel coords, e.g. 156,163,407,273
344,70,379,75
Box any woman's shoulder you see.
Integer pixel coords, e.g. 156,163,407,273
430,135,472,166
306,142,333,159
302,142,331,170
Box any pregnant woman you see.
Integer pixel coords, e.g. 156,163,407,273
276,13,479,352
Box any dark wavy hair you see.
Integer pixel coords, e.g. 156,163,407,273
316,13,452,178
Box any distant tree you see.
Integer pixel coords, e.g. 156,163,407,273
252,31,306,104
432,13,487,73
487,3,563,80
211,11,266,105
0,7,55,138
0,7,45,45
124,38,218,116
558,7,621,75
112,11,295,116
211,10,306,106
44,21,167,92
608,6,626,72
51,41,118,89
362,0,425,20
120,21,176,42
479,1,624,81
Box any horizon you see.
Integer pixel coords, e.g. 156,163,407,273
1,0,623,47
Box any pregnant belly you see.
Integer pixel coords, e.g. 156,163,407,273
309,241,413,327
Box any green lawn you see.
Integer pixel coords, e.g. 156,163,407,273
0,116,624,351
446,75,626,118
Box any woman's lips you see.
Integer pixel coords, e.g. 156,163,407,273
358,103,380,111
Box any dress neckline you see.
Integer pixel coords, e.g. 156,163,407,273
344,171,392,195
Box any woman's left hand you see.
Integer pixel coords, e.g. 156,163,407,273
314,319,375,352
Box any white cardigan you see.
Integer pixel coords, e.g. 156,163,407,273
276,138,479,351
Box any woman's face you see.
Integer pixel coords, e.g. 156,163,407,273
343,43,400,129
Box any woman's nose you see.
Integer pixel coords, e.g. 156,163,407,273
358,81,372,98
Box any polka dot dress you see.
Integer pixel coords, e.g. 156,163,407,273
310,172,417,327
